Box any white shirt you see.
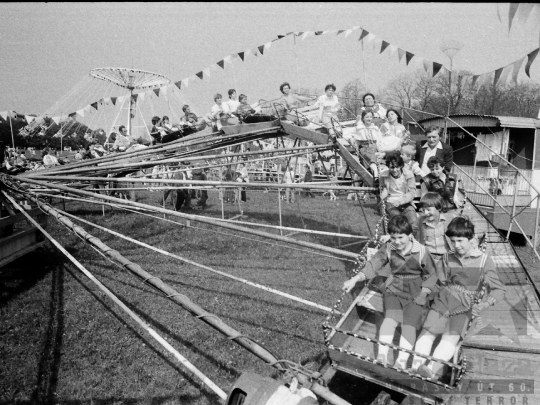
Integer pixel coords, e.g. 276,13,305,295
420,141,443,175
283,170,295,184
211,102,231,118
316,94,339,120
227,99,240,113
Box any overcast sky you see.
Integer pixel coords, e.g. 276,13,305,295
1,2,538,118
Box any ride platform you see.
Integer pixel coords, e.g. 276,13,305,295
323,197,540,404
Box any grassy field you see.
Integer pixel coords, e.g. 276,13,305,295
1,187,382,405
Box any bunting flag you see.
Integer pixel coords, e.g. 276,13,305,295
380,40,390,54
493,67,504,86
68,112,77,119
25,115,35,124
397,48,405,62
315,31,323,35
238,52,245,61
471,75,480,88
388,44,398,57
182,77,189,87
91,102,98,110
433,62,443,77
252,48,258,57
423,59,431,74
344,29,353,38
405,51,414,65
52,116,61,125
525,48,539,77
196,71,204,80
161,86,168,97
76,109,85,117
515,3,534,26
174,80,182,90
497,64,512,86
0,111,7,120
111,97,117,105
264,41,272,50
511,57,526,84
217,60,225,69
301,32,312,40
258,45,265,55
508,3,520,30
365,33,375,43
358,29,369,42
224,55,233,64
203,67,211,77
103,97,110,105
336,30,345,36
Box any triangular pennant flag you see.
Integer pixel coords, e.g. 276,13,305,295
238,52,245,61
433,62,443,77
497,64,512,86
423,59,431,73
138,92,145,101
25,115,35,124
224,55,233,64
174,80,182,90
296,32,303,37
98,98,104,105
508,3,520,31
511,57,526,84
365,33,375,43
478,71,494,88
258,45,265,55
493,67,504,86
496,3,502,23
196,71,204,80
336,30,345,36
358,29,369,41
388,44,397,56
203,67,211,77
91,102,98,110
161,86,168,97
277,34,286,39
397,48,406,62
301,31,313,40
525,48,539,77
515,3,534,27
352,26,361,31
68,112,77,119
344,29,353,38
264,41,272,50
371,36,381,52
252,48,258,57
103,97,110,106
471,75,480,88
217,60,225,69
315,31,323,35
380,40,390,54
0,111,7,120
76,109,85,117
52,116,61,125
154,88,160,97
182,77,189,87
405,51,414,65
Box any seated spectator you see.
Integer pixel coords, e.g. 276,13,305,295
208,93,232,131
277,82,313,124
380,109,409,143
400,144,424,178
360,93,387,127
42,149,59,167
236,94,256,120
420,156,463,217
315,84,341,140
379,152,418,234
74,148,84,160
150,116,164,144
226,89,240,114
351,110,383,181
113,126,131,151
415,126,453,175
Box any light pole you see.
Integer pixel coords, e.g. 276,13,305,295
439,39,464,142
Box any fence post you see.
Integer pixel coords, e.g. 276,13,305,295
506,170,519,239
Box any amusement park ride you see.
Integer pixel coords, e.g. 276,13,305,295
3,6,540,404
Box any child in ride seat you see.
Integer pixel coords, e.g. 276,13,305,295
416,193,451,262
400,144,424,179
410,216,506,380
343,215,438,369
421,156,463,217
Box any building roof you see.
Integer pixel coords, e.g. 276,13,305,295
417,114,540,129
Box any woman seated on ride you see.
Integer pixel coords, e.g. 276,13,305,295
278,82,313,121
360,93,387,127
315,84,341,140
343,215,437,369
380,109,409,142
346,110,383,180
410,216,505,380
113,126,131,152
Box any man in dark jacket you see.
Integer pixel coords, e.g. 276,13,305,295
415,126,453,176
303,165,315,198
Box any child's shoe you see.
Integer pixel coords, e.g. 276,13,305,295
417,364,435,380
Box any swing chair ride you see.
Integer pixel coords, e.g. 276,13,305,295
3,6,540,405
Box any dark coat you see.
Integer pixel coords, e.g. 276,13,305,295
415,140,454,173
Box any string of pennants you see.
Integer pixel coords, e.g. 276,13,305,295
2,15,539,126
